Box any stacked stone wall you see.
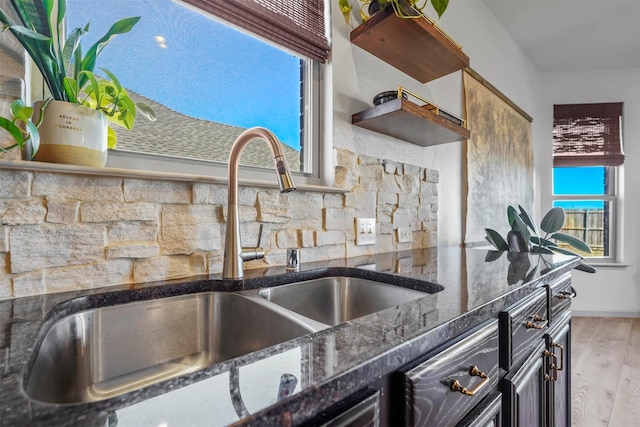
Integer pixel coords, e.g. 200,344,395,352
0,149,439,298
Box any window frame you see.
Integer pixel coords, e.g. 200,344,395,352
29,1,331,187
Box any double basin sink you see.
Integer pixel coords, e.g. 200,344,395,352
25,275,440,404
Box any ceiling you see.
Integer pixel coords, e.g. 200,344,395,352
483,0,640,72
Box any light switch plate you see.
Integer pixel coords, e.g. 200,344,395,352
356,217,376,246
397,227,412,243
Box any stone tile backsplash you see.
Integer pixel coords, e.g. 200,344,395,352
0,149,439,298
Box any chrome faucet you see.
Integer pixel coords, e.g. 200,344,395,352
223,127,296,279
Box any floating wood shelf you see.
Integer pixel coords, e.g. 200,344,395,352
350,9,469,83
352,98,470,146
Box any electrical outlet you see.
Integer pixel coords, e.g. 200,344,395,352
397,227,412,243
355,217,376,246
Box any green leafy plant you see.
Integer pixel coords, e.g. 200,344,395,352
339,0,449,28
0,99,48,158
0,0,155,148
485,205,592,258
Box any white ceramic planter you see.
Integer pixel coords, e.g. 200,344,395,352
32,100,108,168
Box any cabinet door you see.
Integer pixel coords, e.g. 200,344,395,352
546,312,571,427
502,340,547,427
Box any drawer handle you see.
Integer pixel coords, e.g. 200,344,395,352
544,350,559,381
551,341,565,371
557,289,577,300
525,315,547,330
450,365,489,396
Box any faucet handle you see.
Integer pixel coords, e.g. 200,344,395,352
240,224,266,262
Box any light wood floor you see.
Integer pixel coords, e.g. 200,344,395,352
571,317,640,426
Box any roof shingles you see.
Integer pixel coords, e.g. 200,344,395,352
116,93,302,171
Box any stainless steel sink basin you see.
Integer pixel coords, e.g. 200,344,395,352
252,276,429,326
25,292,314,404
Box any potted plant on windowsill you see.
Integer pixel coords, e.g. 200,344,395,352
0,0,155,167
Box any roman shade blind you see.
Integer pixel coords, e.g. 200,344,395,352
181,0,330,62
553,102,624,167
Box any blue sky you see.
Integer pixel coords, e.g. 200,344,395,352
553,166,606,209
67,0,302,149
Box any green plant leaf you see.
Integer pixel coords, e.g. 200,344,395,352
24,119,40,156
338,0,353,25
0,16,65,100
551,232,592,254
0,117,24,146
63,77,78,103
530,236,558,248
79,16,141,87
530,246,555,255
485,228,509,250
510,212,531,245
9,100,33,122
549,246,585,259
518,205,538,235
107,126,117,149
540,207,565,234
431,0,449,18
9,99,26,117
99,67,122,91
485,250,504,262
62,25,87,76
80,70,101,108
507,205,519,229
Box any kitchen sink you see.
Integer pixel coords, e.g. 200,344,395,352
24,292,315,404
248,276,431,326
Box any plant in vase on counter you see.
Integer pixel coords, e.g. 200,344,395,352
339,0,449,28
484,205,597,277
0,0,156,167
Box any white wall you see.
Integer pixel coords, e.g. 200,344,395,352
331,2,640,317
331,0,545,245
541,69,640,317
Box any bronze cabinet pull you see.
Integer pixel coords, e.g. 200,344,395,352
525,314,548,330
543,350,559,381
450,365,489,396
557,289,576,300
551,341,565,371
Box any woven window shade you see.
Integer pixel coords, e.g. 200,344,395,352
181,0,329,62
553,103,624,167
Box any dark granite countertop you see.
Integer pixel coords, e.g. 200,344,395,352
0,247,580,427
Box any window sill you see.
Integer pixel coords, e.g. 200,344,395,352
583,262,630,270
0,159,347,194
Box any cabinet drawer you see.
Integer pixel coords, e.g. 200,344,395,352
547,273,574,323
456,392,502,427
500,289,548,370
320,391,380,427
405,320,499,427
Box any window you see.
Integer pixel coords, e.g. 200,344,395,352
59,0,329,184
552,103,624,261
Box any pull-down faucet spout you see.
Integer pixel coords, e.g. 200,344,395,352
223,127,296,279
